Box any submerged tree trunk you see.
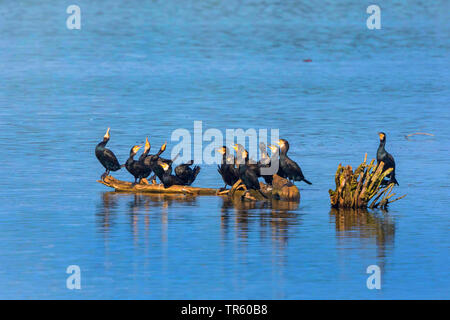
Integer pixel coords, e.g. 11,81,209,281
329,154,406,209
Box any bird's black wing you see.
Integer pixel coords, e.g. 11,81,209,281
102,148,121,169
386,152,396,169
285,157,305,179
245,168,261,189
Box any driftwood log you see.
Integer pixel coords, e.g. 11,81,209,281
329,154,406,209
98,174,300,202
98,176,217,195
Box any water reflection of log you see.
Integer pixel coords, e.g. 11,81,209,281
221,198,300,249
97,192,198,233
330,208,395,259
96,192,120,230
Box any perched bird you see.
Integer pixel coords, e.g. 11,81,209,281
157,162,187,188
216,146,240,190
175,160,201,186
138,137,153,181
257,142,275,185
275,139,312,185
155,142,177,170
125,145,145,184
233,144,260,176
95,128,123,180
233,143,276,186
235,147,267,199
142,142,173,182
267,144,286,178
377,132,399,185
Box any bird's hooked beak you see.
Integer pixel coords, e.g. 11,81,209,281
132,145,142,154
144,137,150,152
276,139,284,147
160,162,169,171
104,127,110,140
216,147,226,155
232,145,239,152
378,132,385,140
161,141,167,152
268,145,278,153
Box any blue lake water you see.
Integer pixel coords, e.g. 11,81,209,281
0,0,449,299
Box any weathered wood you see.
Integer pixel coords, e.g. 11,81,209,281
98,176,218,195
329,154,406,209
270,174,301,202
98,174,301,202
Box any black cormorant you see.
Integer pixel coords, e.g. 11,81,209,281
257,142,275,185
234,148,267,199
142,142,172,182
267,144,286,178
95,128,122,180
217,146,240,190
157,162,187,188
377,132,399,185
175,160,201,186
232,144,260,176
125,145,145,184
138,137,152,181
276,139,312,185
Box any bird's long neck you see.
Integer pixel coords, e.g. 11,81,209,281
235,151,244,168
222,153,228,165
378,139,386,153
139,149,149,162
377,139,387,161
244,154,251,165
97,139,108,148
260,149,269,163
155,148,165,158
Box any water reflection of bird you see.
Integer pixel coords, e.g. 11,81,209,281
377,132,399,185
98,192,198,230
96,192,119,230
220,198,299,247
95,128,123,180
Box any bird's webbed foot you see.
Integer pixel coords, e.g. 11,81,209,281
241,190,257,201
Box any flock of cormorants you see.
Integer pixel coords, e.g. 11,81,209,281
95,128,398,194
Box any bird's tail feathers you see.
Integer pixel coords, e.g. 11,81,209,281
193,166,201,178
390,176,399,186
